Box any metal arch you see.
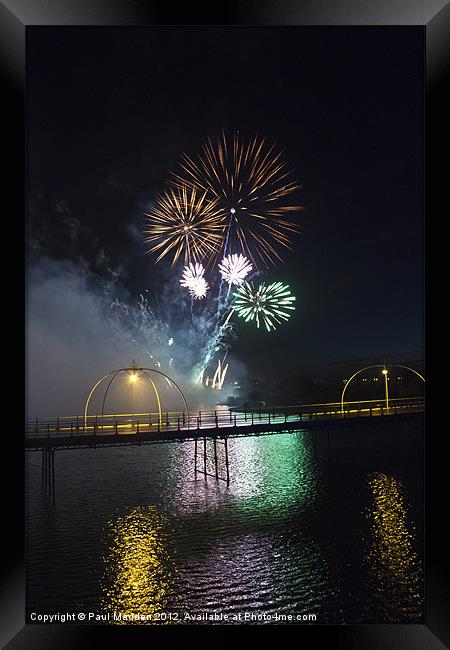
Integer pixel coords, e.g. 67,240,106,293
84,371,117,428
100,368,162,425
389,365,425,383
83,366,189,427
137,370,162,425
340,364,425,414
137,367,190,419
101,369,126,417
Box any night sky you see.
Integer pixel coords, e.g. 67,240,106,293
27,27,424,382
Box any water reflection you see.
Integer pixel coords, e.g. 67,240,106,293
167,432,333,619
230,432,320,519
365,472,423,622
101,506,178,623
26,429,424,624
172,432,321,524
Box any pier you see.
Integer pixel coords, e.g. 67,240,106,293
26,396,424,494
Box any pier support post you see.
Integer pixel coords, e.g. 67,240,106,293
194,439,198,477
51,450,55,501
46,450,50,494
214,438,218,479
41,449,45,488
224,437,230,484
203,437,207,480
42,448,56,502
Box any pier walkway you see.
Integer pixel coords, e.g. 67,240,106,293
26,396,424,451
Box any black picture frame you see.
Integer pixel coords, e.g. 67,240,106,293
3,1,447,647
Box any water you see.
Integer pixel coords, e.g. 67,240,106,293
26,423,423,625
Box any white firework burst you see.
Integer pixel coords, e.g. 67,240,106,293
218,254,253,286
180,262,209,300
188,277,209,299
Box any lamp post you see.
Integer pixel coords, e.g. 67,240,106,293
382,368,389,410
340,364,424,416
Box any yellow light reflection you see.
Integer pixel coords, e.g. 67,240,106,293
101,506,179,624
365,473,423,621
129,372,138,384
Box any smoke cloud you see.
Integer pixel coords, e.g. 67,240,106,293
26,257,244,417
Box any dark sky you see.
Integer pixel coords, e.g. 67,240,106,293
27,27,424,378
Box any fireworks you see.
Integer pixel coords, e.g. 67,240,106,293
211,358,228,389
195,367,205,384
143,185,225,266
180,262,209,300
141,132,302,388
171,132,302,267
218,254,253,287
233,281,296,332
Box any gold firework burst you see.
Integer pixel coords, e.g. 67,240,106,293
143,185,226,266
171,131,303,267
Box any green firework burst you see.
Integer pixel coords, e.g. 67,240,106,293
233,281,296,332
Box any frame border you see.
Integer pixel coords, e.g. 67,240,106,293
3,0,448,647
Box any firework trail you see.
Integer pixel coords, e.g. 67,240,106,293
211,356,229,389
223,307,234,327
108,294,173,370
195,253,256,375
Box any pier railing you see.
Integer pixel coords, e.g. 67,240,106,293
25,396,424,438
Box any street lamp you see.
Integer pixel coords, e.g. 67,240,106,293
381,368,389,410
340,364,424,416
